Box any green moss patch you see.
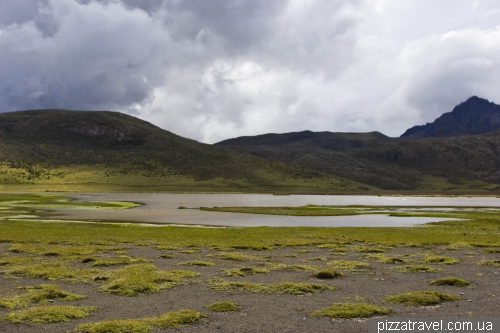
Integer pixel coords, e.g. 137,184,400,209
310,303,391,319
423,254,459,265
99,264,200,296
429,276,470,287
216,252,261,261
222,266,270,277
327,260,370,270
175,260,215,267
365,254,409,264
395,265,441,273
312,269,343,279
2,305,97,323
386,290,461,306
82,256,151,266
4,262,100,281
475,259,500,267
208,278,335,295
75,309,201,333
205,301,242,312
0,284,85,309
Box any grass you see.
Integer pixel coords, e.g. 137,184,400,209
310,303,391,319
0,284,85,309
327,260,370,270
74,309,202,333
82,256,151,266
386,290,461,306
423,254,459,265
208,278,335,295
312,269,343,279
222,266,270,277
364,254,409,264
175,260,215,266
482,248,500,253
4,262,100,281
216,252,261,261
205,301,242,312
2,305,97,323
394,265,442,273
265,263,318,272
98,264,200,296
475,259,500,267
429,276,470,287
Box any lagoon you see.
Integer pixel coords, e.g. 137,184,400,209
52,193,500,227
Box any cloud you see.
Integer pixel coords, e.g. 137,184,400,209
1,0,500,142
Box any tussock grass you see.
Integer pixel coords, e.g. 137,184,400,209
0,255,33,266
351,246,386,253
4,262,100,281
208,278,335,295
475,259,500,267
365,254,408,264
8,243,123,258
0,284,85,309
216,252,261,261
429,276,470,287
395,265,441,273
310,303,391,319
2,305,97,323
327,260,370,270
205,301,241,312
386,290,461,306
82,256,151,266
181,249,200,254
99,264,200,296
265,263,318,272
175,260,215,267
317,244,348,252
222,267,270,277
75,309,201,333
312,269,343,279
423,254,459,265
482,248,500,253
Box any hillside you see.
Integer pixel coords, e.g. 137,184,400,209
401,96,500,138
0,110,368,192
215,97,500,191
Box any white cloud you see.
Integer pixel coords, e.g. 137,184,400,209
1,0,500,142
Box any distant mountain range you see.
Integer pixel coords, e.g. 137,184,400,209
1,96,499,192
216,96,500,191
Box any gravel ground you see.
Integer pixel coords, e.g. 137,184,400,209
0,244,498,333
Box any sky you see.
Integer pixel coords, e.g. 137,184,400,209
1,0,500,143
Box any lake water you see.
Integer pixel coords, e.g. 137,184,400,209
52,193,500,227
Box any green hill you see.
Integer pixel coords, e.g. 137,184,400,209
0,109,369,192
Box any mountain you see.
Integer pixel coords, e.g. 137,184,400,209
215,97,500,191
401,96,500,138
0,109,367,192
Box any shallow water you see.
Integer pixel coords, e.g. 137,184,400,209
50,193,500,227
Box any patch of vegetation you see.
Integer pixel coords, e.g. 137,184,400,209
310,303,391,319
475,259,500,267
216,252,261,261
284,253,298,258
181,249,199,254
175,260,215,267
386,290,461,306
222,267,270,277
2,305,97,323
429,276,470,287
423,254,459,265
327,260,370,270
82,256,151,266
0,255,33,266
8,243,123,258
265,263,317,272
351,246,386,253
365,254,409,264
482,248,500,253
312,269,343,279
75,309,202,333
395,265,442,273
98,264,200,296
4,262,100,281
0,284,85,309
317,244,347,252
208,278,335,295
205,301,242,312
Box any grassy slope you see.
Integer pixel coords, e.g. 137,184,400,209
0,110,370,192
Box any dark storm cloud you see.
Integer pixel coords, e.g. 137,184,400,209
1,0,499,142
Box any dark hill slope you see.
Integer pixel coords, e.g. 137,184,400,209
0,110,364,191
217,131,391,150
401,96,500,138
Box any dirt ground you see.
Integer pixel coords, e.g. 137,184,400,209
0,243,498,333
